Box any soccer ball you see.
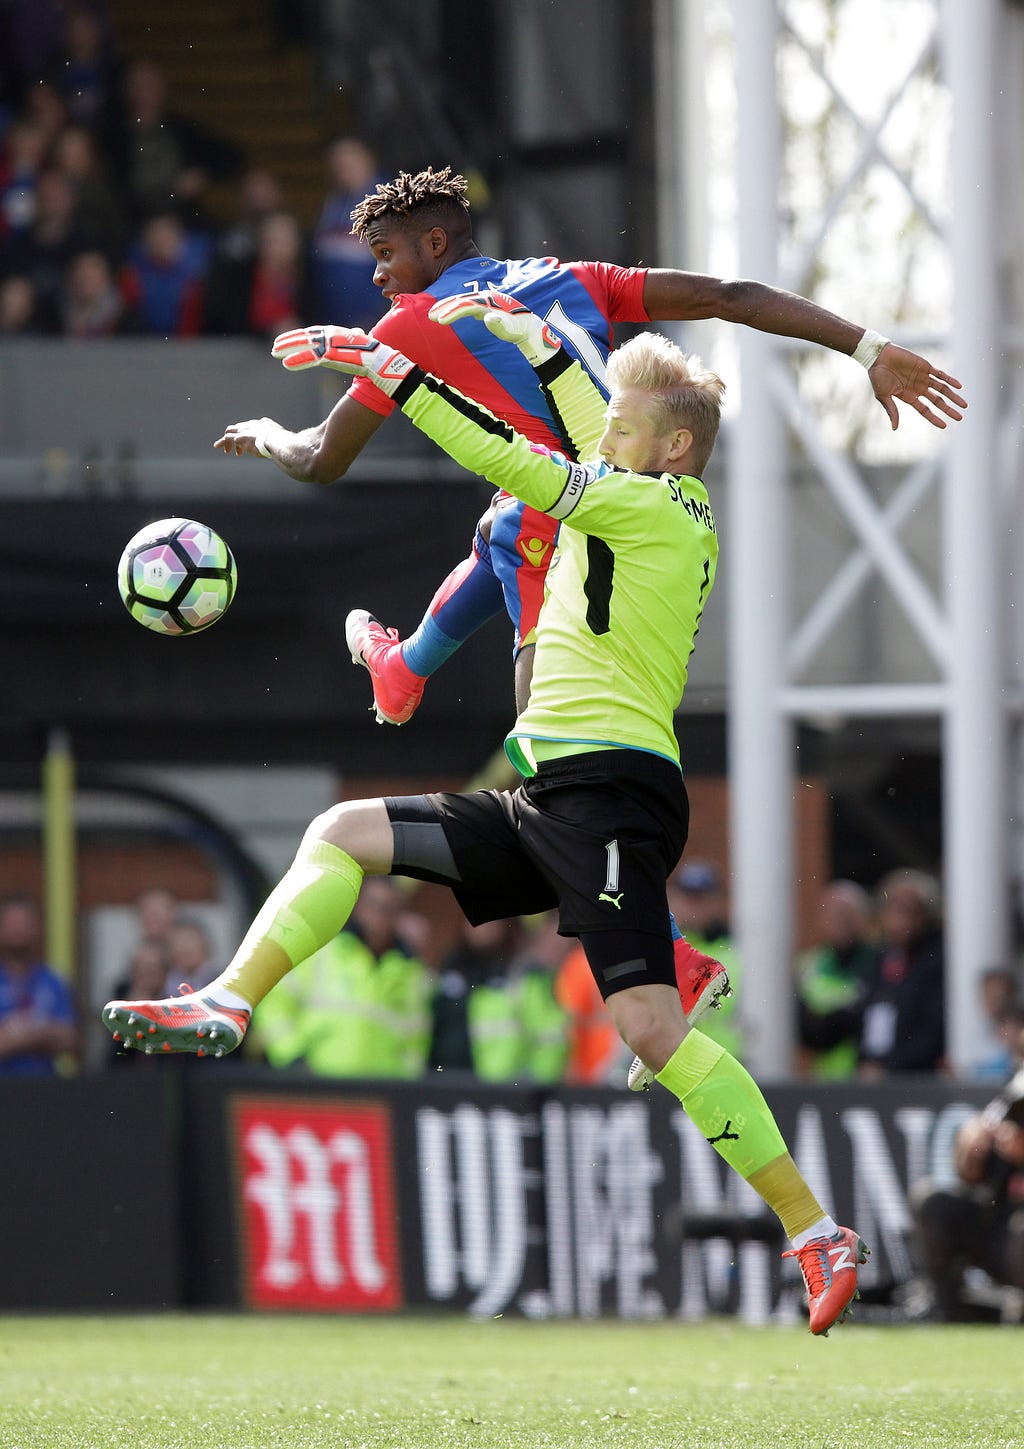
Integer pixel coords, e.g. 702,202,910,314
117,517,237,636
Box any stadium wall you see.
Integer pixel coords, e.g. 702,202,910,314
2,1073,987,1319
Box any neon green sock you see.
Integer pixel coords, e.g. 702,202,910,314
214,839,364,1007
657,1030,789,1179
657,1032,826,1237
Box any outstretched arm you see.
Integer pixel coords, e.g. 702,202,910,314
270,322,607,523
213,389,385,484
642,269,966,431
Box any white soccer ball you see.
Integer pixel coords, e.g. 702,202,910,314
117,517,237,636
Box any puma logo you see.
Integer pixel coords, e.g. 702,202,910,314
598,891,624,909
706,1120,739,1145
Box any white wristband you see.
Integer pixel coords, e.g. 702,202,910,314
254,426,273,459
852,329,890,370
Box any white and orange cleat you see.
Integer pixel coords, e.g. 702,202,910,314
627,937,732,1090
345,608,427,726
783,1226,870,1336
102,987,250,1059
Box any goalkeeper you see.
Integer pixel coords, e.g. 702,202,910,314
108,295,868,1336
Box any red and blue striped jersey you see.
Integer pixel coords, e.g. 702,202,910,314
348,256,649,451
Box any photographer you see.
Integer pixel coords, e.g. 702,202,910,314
911,1026,1024,1321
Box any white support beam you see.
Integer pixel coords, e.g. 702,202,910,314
729,0,794,1079
940,0,1009,1074
782,683,949,719
787,455,940,679
693,0,1019,1079
771,370,950,672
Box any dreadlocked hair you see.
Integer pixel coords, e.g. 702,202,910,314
350,166,471,239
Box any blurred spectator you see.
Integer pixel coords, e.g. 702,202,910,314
106,57,243,225
667,860,745,1060
0,116,49,235
394,900,432,961
430,914,570,1082
795,880,878,1080
205,209,310,338
215,166,285,267
47,1,120,130
0,166,84,317
0,271,52,332
50,123,127,254
910,1023,1024,1320
310,135,386,327
22,77,68,151
859,868,946,1077
970,964,1024,1080
556,941,623,1083
120,211,208,336
132,886,178,950
429,917,523,1079
165,917,221,995
253,876,432,1077
987,1004,1024,1078
509,912,571,1083
106,938,169,1067
0,894,77,1076
60,248,139,336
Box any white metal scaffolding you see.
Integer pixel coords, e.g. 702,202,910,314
714,0,1020,1076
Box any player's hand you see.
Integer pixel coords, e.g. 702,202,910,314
271,325,416,396
954,1116,996,1183
428,291,562,367
993,1120,1024,1167
213,418,272,456
869,342,967,431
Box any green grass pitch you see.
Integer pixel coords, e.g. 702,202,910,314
0,1315,1021,1448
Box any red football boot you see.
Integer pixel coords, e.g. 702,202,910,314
627,937,732,1090
345,608,426,726
783,1226,870,1335
103,987,250,1058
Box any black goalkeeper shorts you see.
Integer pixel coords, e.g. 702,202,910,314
385,746,689,950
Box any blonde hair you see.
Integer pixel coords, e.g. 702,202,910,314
606,333,725,475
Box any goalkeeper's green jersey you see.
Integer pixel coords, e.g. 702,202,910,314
394,350,718,775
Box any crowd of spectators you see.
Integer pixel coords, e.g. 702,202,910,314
794,867,1024,1083
5,858,1023,1086
0,2,388,343
100,880,573,1083
87,858,1023,1088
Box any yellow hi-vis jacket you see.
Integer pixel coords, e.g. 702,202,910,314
254,928,432,1078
